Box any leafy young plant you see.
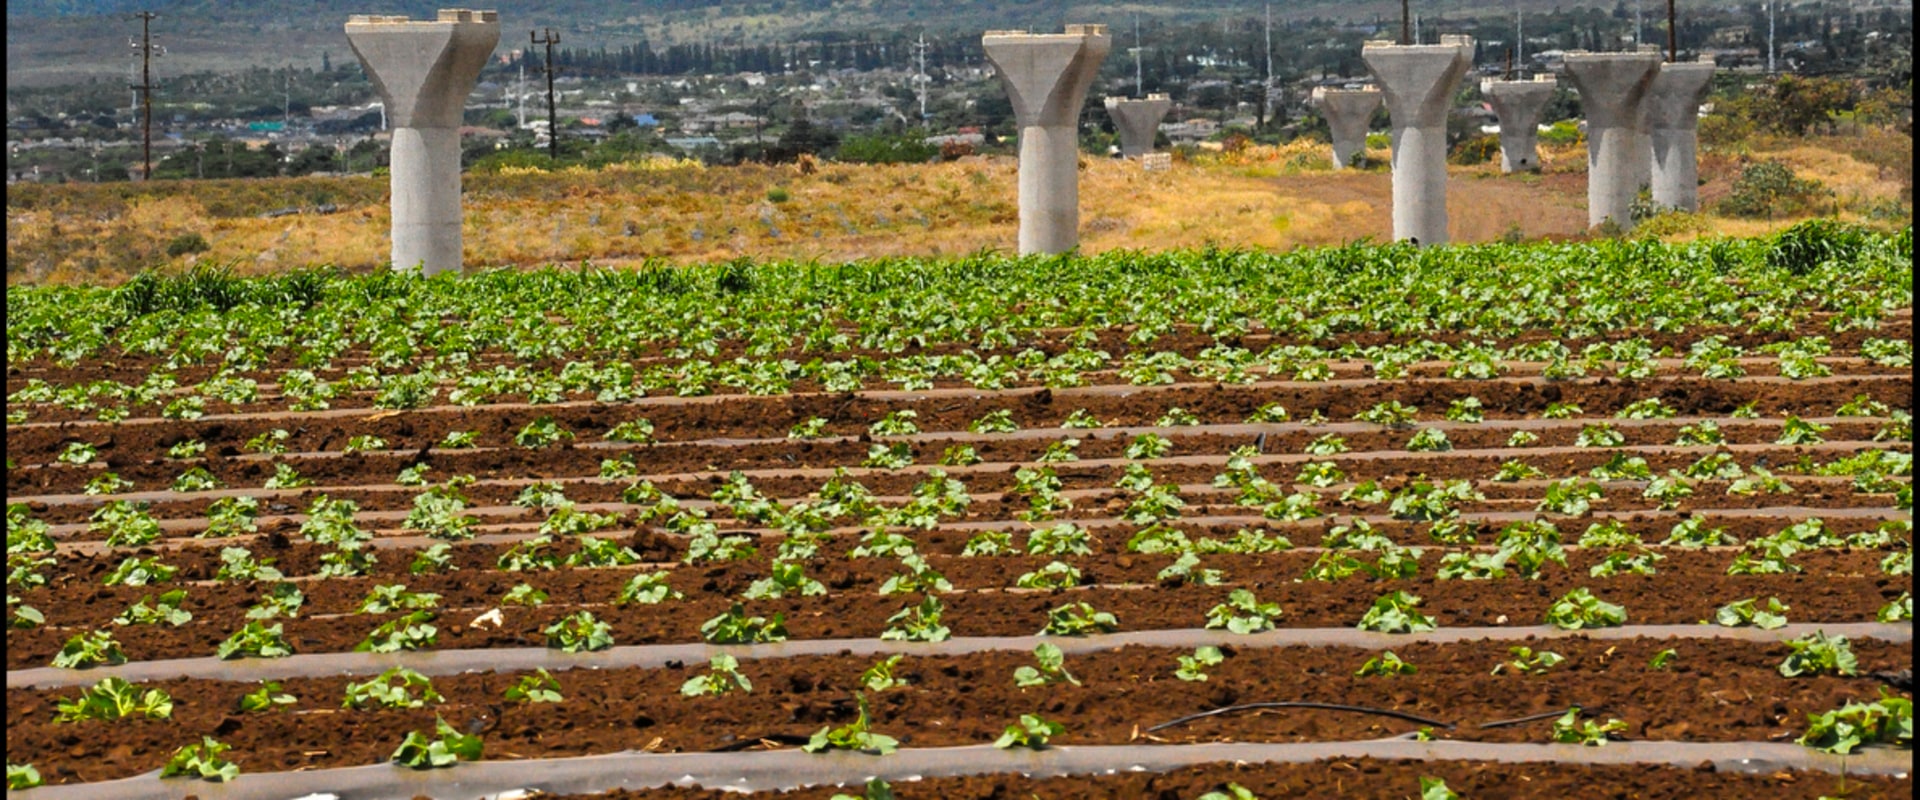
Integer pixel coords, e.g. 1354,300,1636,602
1042,601,1119,636
237,681,296,713
1492,646,1566,676
1647,648,1679,670
1551,707,1628,746
1575,422,1626,448
1204,588,1282,634
1357,591,1438,633
1173,645,1226,682
217,621,293,659
104,555,177,587
113,589,193,627
860,654,909,692
343,666,444,709
616,571,683,605
356,610,439,653
604,417,656,443
160,736,240,782
1356,650,1417,677
390,715,483,769
701,602,788,644
1544,588,1627,630
1013,642,1080,687
504,668,564,703
1778,631,1859,678
881,594,951,642
1796,690,1913,754
544,610,614,652
994,713,1064,750
1419,777,1461,800
680,653,753,696
514,415,574,448
803,693,897,755
53,629,128,668
55,677,174,722
1714,596,1790,630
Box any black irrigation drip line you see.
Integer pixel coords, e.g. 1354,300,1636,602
1478,706,1610,730
1147,701,1455,733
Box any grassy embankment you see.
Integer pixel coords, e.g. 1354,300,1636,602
5,128,1909,285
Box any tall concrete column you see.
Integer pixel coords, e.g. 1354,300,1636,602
983,25,1111,256
1480,74,1556,173
1361,35,1474,246
345,9,500,276
1104,93,1171,158
1310,87,1383,170
1645,59,1716,211
1561,51,1661,230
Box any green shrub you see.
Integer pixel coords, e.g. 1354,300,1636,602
165,233,210,258
1719,161,1827,219
1538,120,1583,146
1449,133,1500,166
835,132,939,164
1767,218,1869,275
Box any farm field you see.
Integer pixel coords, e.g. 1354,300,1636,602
3,224,1913,797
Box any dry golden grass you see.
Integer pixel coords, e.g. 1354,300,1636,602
5,130,1909,285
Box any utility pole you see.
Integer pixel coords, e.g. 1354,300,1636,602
1766,0,1776,73
912,33,929,123
516,55,526,129
532,27,560,160
1263,2,1272,88
1635,0,1644,48
1401,0,1411,45
1667,0,1677,62
1516,3,1524,74
129,11,163,181
1132,13,1144,97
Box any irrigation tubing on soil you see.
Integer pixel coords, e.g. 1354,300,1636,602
8,622,1909,690
16,739,1912,800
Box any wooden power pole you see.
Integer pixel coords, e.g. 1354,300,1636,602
129,11,164,180
532,28,561,160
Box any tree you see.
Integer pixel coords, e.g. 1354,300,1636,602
1737,75,1857,136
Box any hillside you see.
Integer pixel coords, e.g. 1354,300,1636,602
6,0,1622,87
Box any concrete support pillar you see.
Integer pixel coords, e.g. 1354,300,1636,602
1646,59,1716,212
1480,74,1556,173
1104,94,1171,158
1361,35,1474,246
1561,51,1661,231
1310,87,1383,170
983,25,1111,255
345,9,500,276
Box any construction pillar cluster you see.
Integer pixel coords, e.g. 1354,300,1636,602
982,25,1110,256
324,10,1721,269
1362,34,1474,246
345,9,500,276
1310,87,1383,171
